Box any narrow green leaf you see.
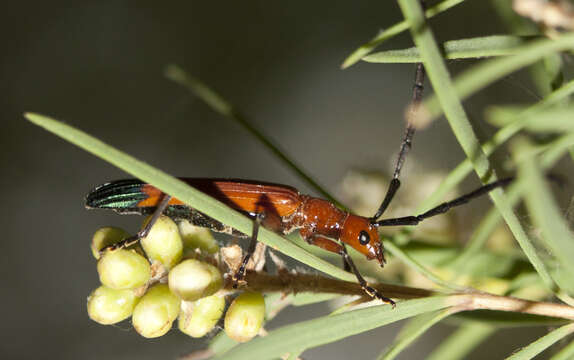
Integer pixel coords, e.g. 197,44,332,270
489,0,538,37
424,32,574,122
397,241,459,264
397,0,488,176
363,35,528,63
450,311,569,328
165,65,231,116
212,296,453,360
490,0,563,97
378,309,453,360
453,130,574,268
24,113,355,282
426,323,495,360
292,293,338,306
209,332,238,356
165,65,345,209
550,340,574,360
385,241,463,291
450,184,522,269
505,323,574,360
398,0,559,295
488,106,574,132
514,138,574,290
415,78,574,213
542,132,574,166
286,350,304,360
341,0,466,69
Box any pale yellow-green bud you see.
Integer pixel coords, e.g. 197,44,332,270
97,249,151,290
141,216,183,269
91,227,130,260
132,284,180,338
178,220,219,254
87,285,139,325
178,294,225,338
168,259,223,301
224,292,265,343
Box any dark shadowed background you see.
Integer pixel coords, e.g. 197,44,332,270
2,1,560,359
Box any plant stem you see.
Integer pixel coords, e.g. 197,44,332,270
232,271,434,299
232,271,574,321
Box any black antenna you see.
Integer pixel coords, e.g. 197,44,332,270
372,62,426,221
375,177,513,227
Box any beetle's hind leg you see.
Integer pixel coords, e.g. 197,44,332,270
101,194,172,254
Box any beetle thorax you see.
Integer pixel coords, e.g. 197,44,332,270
285,196,347,238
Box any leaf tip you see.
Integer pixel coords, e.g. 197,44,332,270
24,112,46,125
341,56,357,70
164,64,186,84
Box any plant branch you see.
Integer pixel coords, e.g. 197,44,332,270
230,271,574,321
232,271,434,299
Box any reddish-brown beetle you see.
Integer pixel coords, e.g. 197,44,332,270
86,175,511,306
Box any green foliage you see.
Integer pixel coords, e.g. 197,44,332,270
377,309,453,360
363,35,529,63
506,324,574,360
213,297,452,360
426,323,495,360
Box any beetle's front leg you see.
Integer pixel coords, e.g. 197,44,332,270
300,228,343,253
300,229,395,307
337,242,395,307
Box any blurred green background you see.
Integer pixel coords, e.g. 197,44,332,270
2,1,561,359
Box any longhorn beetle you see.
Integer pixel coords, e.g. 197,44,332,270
85,62,512,307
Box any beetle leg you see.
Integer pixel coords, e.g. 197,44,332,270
101,194,172,254
311,236,351,271
302,229,349,272
343,260,351,272
232,212,265,288
302,232,343,253
301,230,395,307
338,242,396,307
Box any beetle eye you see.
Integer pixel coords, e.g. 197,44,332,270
358,230,370,245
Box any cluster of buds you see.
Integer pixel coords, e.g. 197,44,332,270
87,217,265,342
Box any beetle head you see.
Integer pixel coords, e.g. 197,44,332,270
341,215,386,266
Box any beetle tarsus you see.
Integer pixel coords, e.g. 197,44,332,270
231,272,244,289
363,285,396,308
100,234,140,254
339,242,395,307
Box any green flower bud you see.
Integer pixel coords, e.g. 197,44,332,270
224,292,265,343
91,227,130,260
168,259,223,301
178,294,225,338
97,249,151,290
132,284,180,338
141,216,183,269
178,220,219,254
87,285,139,325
